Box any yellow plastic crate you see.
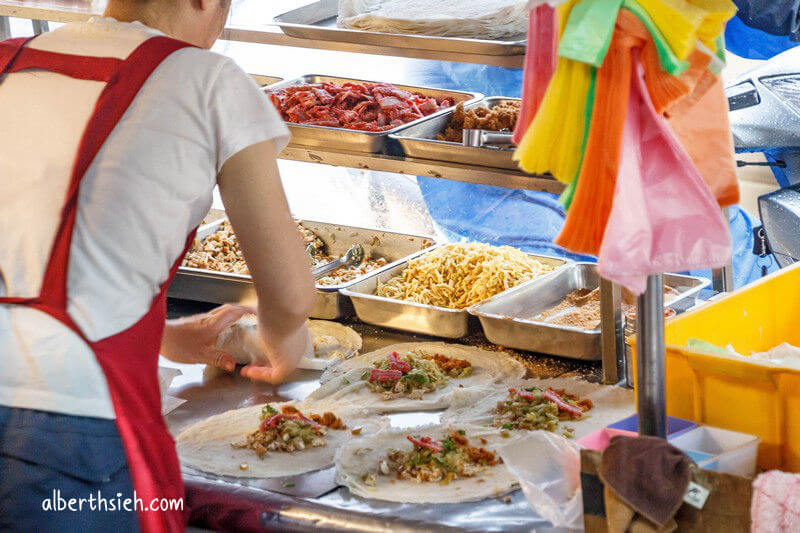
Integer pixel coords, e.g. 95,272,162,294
631,263,800,472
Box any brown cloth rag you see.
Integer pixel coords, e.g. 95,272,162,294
598,436,692,529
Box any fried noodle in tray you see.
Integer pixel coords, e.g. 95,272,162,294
375,243,556,309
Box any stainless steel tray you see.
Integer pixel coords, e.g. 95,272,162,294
273,0,526,57
249,73,282,88
389,97,520,170
169,219,436,319
469,263,711,360
340,251,567,339
265,74,482,153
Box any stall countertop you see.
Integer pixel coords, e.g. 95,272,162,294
165,298,601,531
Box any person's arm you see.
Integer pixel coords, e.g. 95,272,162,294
161,304,255,371
217,139,316,383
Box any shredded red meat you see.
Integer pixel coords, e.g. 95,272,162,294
267,82,452,132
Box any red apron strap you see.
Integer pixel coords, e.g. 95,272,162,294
0,37,34,73
38,36,193,314
7,47,124,82
90,227,197,533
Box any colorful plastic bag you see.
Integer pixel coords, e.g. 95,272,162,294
512,4,558,145
597,60,731,294
558,0,624,67
667,77,740,207
555,23,637,255
513,56,592,183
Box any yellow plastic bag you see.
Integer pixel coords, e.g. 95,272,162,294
513,57,592,183
635,0,706,60
689,0,738,51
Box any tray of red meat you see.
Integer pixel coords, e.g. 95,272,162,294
265,75,482,153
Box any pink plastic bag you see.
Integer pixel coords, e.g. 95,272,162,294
597,59,731,295
512,4,558,145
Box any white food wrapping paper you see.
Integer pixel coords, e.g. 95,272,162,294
497,431,584,530
158,366,186,415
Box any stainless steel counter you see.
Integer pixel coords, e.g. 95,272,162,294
166,298,600,531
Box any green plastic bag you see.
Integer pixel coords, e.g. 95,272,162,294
558,0,624,67
686,338,739,356
559,67,597,210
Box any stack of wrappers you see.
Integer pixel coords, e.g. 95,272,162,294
513,0,740,294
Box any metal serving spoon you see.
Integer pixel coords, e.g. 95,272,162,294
311,244,365,281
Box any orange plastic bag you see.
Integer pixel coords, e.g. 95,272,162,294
667,78,740,207
555,25,637,255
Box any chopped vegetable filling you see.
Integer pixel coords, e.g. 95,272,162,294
492,387,592,438
377,431,501,484
232,404,345,458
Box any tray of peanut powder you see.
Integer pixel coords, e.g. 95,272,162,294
468,263,709,360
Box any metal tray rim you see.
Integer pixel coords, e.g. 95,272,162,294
177,218,438,292
341,251,570,315
469,263,711,334
274,19,527,47
265,74,483,138
272,0,527,53
389,96,521,143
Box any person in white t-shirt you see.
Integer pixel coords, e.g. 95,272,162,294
0,1,315,530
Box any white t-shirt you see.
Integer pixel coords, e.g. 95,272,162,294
0,18,289,419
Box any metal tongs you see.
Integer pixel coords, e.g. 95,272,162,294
311,243,365,281
462,129,514,148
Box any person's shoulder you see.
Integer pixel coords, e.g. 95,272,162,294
165,47,249,85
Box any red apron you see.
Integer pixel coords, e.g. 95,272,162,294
0,36,198,532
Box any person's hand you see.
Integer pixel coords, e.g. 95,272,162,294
240,324,313,384
161,304,255,371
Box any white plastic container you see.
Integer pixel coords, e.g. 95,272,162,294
670,426,760,477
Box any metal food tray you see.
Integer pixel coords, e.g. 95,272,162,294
169,218,436,320
469,263,711,360
264,74,482,153
340,251,567,339
273,0,526,57
389,97,520,170
249,73,282,88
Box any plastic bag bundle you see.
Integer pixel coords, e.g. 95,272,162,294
513,0,738,293
597,61,732,293
512,4,557,145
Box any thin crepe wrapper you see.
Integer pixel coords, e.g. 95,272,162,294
512,4,558,145
596,59,731,295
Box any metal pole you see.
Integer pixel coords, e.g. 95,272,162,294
31,20,50,35
0,17,10,40
636,274,667,437
599,277,625,384
711,207,734,292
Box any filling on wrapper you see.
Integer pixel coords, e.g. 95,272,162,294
182,220,387,285
493,387,593,438
362,351,473,400
232,404,346,458
365,430,501,487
